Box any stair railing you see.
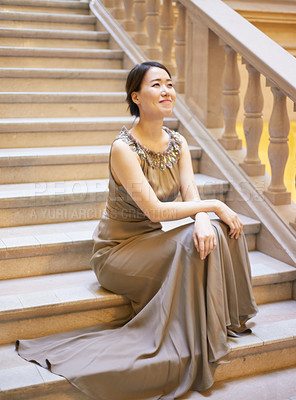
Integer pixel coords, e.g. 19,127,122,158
96,0,296,227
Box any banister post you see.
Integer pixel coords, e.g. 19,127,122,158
184,14,224,128
240,61,265,176
146,0,161,60
134,0,148,45
160,0,175,74
264,83,291,205
174,1,186,93
122,0,136,31
219,45,242,150
113,0,125,19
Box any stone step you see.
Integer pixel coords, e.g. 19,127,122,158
0,301,295,399
0,47,124,69
0,174,229,227
0,91,128,118
0,214,261,280
185,366,296,400
0,144,201,184
0,265,295,345
0,27,109,49
0,116,179,148
0,68,128,92
0,10,96,30
0,0,90,15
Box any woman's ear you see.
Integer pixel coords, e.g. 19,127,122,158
131,91,140,105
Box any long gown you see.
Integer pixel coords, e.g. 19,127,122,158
17,126,258,400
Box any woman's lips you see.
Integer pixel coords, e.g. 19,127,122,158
159,99,172,103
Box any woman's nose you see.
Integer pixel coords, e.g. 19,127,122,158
161,85,169,94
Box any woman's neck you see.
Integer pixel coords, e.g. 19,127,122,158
132,118,163,141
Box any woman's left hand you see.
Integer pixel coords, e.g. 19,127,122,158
193,212,217,260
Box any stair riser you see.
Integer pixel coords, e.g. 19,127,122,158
0,233,259,280
215,344,296,382
0,163,110,184
0,158,198,184
0,37,108,49
0,201,107,227
253,282,293,305
0,6,89,15
0,78,126,92
0,21,95,31
0,247,92,280
0,130,119,148
0,57,123,69
1,195,226,228
0,303,132,345
0,102,129,118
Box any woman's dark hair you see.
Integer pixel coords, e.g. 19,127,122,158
126,61,171,118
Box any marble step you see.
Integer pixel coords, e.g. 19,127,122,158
0,301,295,399
0,47,124,69
0,144,201,184
0,116,179,148
0,265,295,345
0,214,261,280
0,91,129,118
0,0,90,15
0,174,229,227
184,367,296,400
0,11,97,30
0,68,128,92
0,27,109,49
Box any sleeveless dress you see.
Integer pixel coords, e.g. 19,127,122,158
17,126,258,400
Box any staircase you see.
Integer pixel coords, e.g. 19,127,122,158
0,0,295,399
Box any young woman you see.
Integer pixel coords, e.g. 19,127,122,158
17,61,257,400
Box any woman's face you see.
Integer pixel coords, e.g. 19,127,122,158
132,67,176,119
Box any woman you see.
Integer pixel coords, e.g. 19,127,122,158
17,61,257,400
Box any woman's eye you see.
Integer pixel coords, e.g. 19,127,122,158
152,83,160,87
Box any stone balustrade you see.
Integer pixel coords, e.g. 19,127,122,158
97,0,296,216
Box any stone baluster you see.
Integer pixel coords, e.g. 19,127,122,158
113,0,125,19
159,0,175,74
219,45,242,150
102,0,113,8
293,103,296,229
146,0,161,59
134,0,147,45
264,83,291,205
240,61,265,175
174,1,186,92
122,0,136,31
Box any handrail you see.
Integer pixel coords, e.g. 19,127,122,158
181,0,296,103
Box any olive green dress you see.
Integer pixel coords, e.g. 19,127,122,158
17,127,258,400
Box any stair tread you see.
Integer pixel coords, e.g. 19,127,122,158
0,27,109,40
0,115,178,128
0,0,90,9
0,67,129,78
0,144,200,166
0,213,260,250
185,366,296,399
0,174,225,200
0,46,123,57
0,301,295,391
0,10,96,24
0,262,295,315
0,91,126,102
1,351,296,399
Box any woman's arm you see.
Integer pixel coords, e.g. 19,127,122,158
178,136,243,258
110,139,219,222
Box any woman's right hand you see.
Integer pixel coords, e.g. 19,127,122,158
215,201,243,239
